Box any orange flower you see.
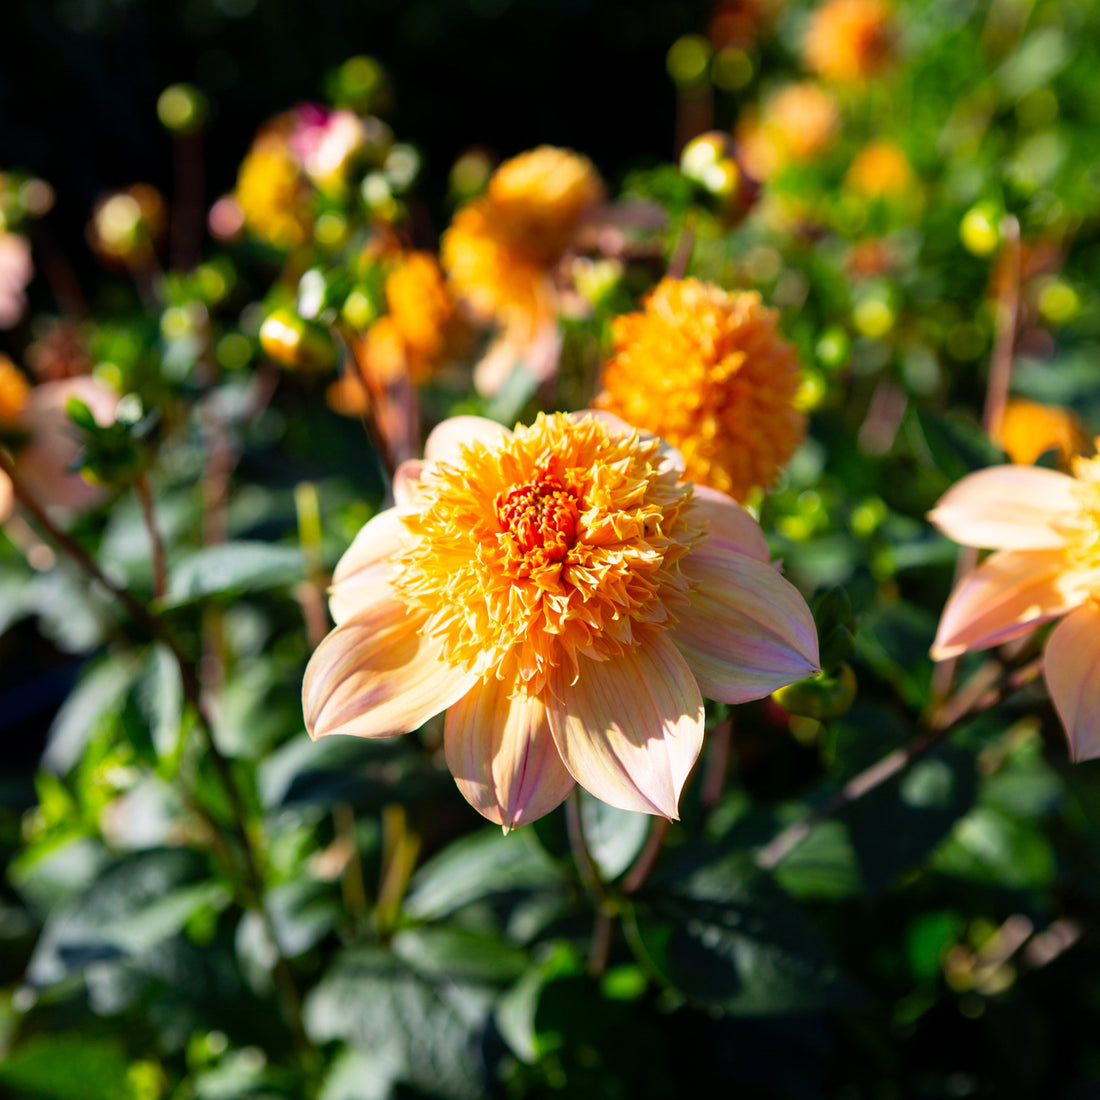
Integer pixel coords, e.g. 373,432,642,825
442,146,604,392
304,412,819,827
595,278,805,501
844,140,914,199
929,452,1100,758
803,0,896,83
736,82,839,180
994,399,1091,469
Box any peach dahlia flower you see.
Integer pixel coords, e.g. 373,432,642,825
304,411,819,828
929,454,1100,759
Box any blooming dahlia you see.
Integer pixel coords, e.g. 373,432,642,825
304,411,819,827
929,451,1100,759
803,0,896,84
596,278,805,502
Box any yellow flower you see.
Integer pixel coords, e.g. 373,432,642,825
595,278,806,501
993,399,1091,469
844,140,914,199
929,449,1100,759
803,0,896,83
736,82,839,180
441,146,604,346
304,412,819,827
235,121,312,250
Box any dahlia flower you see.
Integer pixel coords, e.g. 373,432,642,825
737,82,839,181
595,278,805,502
929,451,1100,759
304,411,819,828
803,0,896,83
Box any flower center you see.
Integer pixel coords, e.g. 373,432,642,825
496,467,580,562
394,412,705,693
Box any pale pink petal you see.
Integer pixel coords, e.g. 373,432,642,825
1044,601,1100,762
393,459,424,508
671,552,819,703
692,483,770,562
444,673,574,829
473,318,563,396
928,466,1079,550
930,549,1093,660
546,634,704,819
328,509,413,625
303,592,478,740
0,471,12,524
423,415,512,465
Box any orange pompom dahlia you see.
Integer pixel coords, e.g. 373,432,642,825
930,451,1100,759
803,0,896,83
596,278,805,501
304,412,819,828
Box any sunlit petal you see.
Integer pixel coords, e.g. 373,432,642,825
1044,600,1100,762
672,551,820,702
328,509,412,624
393,459,425,508
546,635,704,819
928,466,1079,550
423,415,512,465
303,592,478,740
445,674,574,829
692,483,770,562
931,549,1093,660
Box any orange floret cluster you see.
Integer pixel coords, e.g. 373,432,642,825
994,399,1092,469
441,146,604,334
844,140,914,198
596,278,805,501
803,0,896,83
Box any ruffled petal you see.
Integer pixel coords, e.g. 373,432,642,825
571,409,687,476
444,674,574,829
1044,601,1100,762
303,592,478,740
692,483,770,562
928,466,1079,550
671,551,819,703
328,509,412,624
423,415,512,465
930,549,1093,660
546,634,704,819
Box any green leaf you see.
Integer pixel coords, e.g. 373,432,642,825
390,926,529,985
404,827,568,922
161,542,304,607
27,847,227,987
0,1034,137,1100
627,846,864,1014
913,407,1005,484
931,805,1056,889
772,820,863,901
578,790,651,880
854,601,937,710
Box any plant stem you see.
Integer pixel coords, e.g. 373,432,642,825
135,472,167,600
754,656,1041,871
566,790,614,976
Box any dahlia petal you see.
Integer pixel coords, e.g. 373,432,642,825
444,674,574,829
930,549,1093,660
928,466,1079,550
1044,601,1100,762
672,552,820,703
393,459,425,508
570,409,687,475
303,593,478,740
328,509,412,624
546,635,704,819
692,483,770,562
423,415,512,466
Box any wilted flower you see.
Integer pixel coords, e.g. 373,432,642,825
0,232,33,330
803,0,896,83
595,278,805,501
235,118,313,250
88,185,167,268
929,451,1100,758
844,140,914,199
304,411,818,827
736,82,839,180
994,399,1091,469
442,146,605,392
